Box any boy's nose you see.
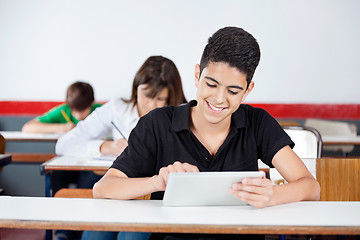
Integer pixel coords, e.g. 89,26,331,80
215,89,226,104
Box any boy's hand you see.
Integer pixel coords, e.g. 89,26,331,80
152,161,199,192
229,174,274,208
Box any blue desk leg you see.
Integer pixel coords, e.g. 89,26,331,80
45,173,52,197
45,230,52,240
45,173,52,240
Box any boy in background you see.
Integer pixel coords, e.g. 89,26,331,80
22,81,101,134
22,81,101,240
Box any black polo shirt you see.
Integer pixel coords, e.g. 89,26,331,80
111,100,294,200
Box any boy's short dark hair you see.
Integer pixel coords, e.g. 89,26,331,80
66,81,95,111
199,26,261,86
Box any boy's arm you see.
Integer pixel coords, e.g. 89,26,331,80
92,168,157,200
22,118,75,134
93,162,199,200
230,146,320,208
271,145,320,203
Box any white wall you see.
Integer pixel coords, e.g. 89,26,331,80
1,0,359,103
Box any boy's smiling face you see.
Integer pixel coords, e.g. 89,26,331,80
194,61,254,126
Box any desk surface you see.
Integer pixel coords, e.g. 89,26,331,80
0,131,61,141
0,196,359,235
43,156,316,172
41,155,116,173
0,154,11,167
322,135,360,145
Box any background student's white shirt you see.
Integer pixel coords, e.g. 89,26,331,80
55,98,139,157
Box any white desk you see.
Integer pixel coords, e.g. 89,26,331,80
41,155,116,197
0,131,61,163
322,135,360,145
0,131,61,141
0,196,359,235
40,155,115,173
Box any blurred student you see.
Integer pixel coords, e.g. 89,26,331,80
22,81,101,134
93,27,320,240
56,56,187,157
56,56,187,240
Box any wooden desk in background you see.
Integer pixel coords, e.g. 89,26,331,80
40,156,360,201
41,155,115,197
269,158,360,201
0,131,60,163
322,135,360,145
0,196,359,235
0,131,61,142
40,155,114,173
316,157,360,201
277,121,300,127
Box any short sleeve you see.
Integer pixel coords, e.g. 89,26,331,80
252,108,294,167
110,115,157,178
91,103,103,112
37,104,69,123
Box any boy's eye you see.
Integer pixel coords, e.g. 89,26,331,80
206,82,216,88
228,90,239,95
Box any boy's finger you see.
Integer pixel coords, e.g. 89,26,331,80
242,177,268,186
183,163,199,172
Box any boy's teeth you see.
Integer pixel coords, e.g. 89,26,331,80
209,102,223,111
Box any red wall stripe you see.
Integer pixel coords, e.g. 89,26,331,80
0,101,360,120
0,101,63,115
251,103,360,120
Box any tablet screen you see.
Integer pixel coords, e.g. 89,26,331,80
163,171,264,206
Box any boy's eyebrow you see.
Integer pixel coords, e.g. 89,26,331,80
205,76,244,90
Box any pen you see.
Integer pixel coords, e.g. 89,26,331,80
61,110,72,123
111,121,127,140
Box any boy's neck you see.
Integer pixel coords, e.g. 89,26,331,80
190,106,231,157
190,106,231,135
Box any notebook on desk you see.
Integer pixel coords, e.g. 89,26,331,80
163,171,264,206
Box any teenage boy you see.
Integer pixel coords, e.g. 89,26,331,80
22,81,101,134
93,27,320,240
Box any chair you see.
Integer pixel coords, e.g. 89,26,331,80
283,126,322,159
54,188,94,198
304,118,357,154
269,126,322,184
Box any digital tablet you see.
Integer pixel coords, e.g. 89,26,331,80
163,171,264,206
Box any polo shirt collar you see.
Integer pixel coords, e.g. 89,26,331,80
172,100,247,132
172,100,197,132
231,105,247,129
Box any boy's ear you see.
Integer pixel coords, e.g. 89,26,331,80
194,64,200,88
241,81,255,102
